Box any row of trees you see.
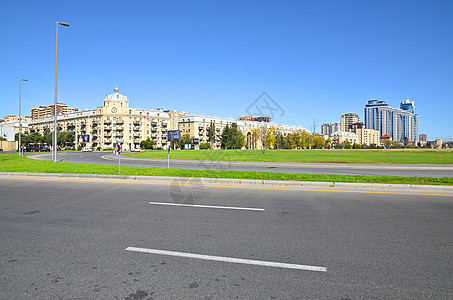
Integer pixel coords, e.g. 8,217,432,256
15,130,75,149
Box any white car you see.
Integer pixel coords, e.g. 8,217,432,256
81,147,92,152
131,148,142,152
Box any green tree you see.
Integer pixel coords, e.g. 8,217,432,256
140,138,156,149
275,131,287,149
57,131,75,149
43,129,52,146
220,123,244,149
176,133,190,149
30,132,43,145
207,121,216,147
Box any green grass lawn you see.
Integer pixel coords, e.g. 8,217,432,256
125,149,453,164
0,153,452,186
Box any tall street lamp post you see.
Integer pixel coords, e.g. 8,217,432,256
19,78,28,156
53,21,69,162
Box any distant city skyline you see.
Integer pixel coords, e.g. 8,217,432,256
1,0,452,139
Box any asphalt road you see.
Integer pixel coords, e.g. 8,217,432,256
31,152,453,178
1,175,452,299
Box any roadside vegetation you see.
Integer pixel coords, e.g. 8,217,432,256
0,153,452,186
125,149,453,164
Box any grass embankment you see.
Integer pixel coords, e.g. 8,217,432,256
0,153,452,186
125,149,453,164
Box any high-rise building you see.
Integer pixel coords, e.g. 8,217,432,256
321,122,340,136
31,103,78,119
364,99,419,143
340,113,359,132
419,134,427,142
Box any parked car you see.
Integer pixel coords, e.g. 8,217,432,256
18,145,33,152
39,146,51,152
32,146,41,152
130,148,142,152
81,147,92,152
0,149,3,152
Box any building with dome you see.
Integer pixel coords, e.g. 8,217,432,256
27,87,170,150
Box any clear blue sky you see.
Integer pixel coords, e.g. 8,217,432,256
1,0,452,139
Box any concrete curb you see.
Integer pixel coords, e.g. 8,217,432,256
1,172,452,193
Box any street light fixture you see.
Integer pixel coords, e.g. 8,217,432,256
19,78,28,156
53,21,69,162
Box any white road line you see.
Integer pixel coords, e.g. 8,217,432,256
149,202,265,211
125,247,326,272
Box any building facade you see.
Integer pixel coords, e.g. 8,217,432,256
178,114,307,149
321,122,340,136
28,87,169,150
349,122,380,146
2,115,32,123
164,110,190,130
340,113,359,132
364,99,419,143
31,103,78,119
330,131,359,145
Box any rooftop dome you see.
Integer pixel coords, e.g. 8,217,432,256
106,86,127,101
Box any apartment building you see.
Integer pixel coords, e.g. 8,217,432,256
31,103,78,119
364,99,419,143
349,122,380,146
28,87,169,150
321,122,340,136
178,114,306,149
330,131,359,145
164,110,190,130
340,113,360,132
2,115,32,123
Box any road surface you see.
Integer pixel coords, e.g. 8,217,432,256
1,175,452,299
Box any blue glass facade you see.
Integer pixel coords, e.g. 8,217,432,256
364,99,419,143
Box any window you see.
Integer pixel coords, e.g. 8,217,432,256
129,110,132,114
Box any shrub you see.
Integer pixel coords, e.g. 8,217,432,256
200,142,211,150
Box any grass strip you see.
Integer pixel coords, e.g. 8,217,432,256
125,149,453,164
0,154,452,186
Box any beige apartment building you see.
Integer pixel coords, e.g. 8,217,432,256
330,131,359,145
179,114,307,149
349,122,380,146
340,113,360,132
164,110,190,130
31,103,78,119
2,115,32,123
28,87,169,150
